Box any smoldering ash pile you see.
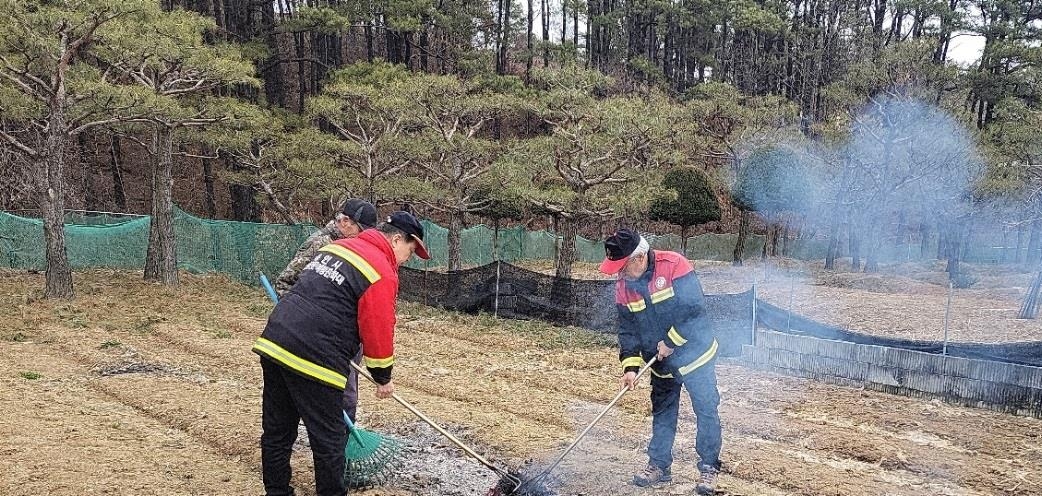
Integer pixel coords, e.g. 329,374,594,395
487,467,558,496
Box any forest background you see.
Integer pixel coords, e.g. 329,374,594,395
1,0,1040,298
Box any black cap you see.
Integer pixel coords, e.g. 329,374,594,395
341,199,378,229
599,228,641,274
385,211,430,260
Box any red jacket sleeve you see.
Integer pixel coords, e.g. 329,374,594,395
357,275,398,384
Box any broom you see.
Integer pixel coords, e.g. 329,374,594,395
259,273,406,488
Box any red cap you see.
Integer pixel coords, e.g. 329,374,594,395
598,257,630,275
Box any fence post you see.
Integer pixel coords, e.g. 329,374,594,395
751,283,757,346
786,272,795,332
943,281,953,355
494,260,501,319
211,225,221,272
423,258,430,306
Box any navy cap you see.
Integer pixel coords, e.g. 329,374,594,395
341,199,378,229
599,228,641,274
386,211,430,260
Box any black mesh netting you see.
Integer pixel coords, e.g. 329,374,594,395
755,299,1042,367
399,262,756,358
399,262,1042,367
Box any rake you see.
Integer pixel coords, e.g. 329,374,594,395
342,410,405,487
511,357,659,495
349,360,524,491
259,273,406,488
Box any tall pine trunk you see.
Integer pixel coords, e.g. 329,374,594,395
144,125,178,285
561,0,567,44
260,0,284,107
40,104,74,298
1016,223,1026,263
447,209,464,271
733,209,749,266
497,0,512,74
202,154,217,218
864,225,880,272
937,227,948,260
825,218,840,270
1027,219,1041,265
226,149,260,222
40,156,74,298
573,0,578,45
555,214,578,279
770,223,781,257
849,220,861,272
109,135,127,211
293,29,308,111
526,0,534,77
541,0,550,67
919,222,930,259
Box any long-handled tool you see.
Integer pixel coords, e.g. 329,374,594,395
514,356,659,493
258,273,405,487
350,360,523,490
260,273,279,304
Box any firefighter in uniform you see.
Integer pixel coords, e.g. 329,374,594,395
254,211,430,496
599,228,722,496
273,197,378,424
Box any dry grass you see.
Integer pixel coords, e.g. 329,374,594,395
1,268,1040,496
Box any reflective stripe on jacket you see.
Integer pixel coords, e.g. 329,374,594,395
615,250,717,379
254,229,399,387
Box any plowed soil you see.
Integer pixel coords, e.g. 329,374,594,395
1,268,1038,496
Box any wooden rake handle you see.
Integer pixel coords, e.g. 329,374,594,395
517,356,659,490
349,361,521,487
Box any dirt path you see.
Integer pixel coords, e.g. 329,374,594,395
1,269,1039,496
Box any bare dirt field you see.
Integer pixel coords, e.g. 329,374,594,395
1,268,1040,496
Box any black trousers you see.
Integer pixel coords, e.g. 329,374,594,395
261,358,347,496
342,350,362,422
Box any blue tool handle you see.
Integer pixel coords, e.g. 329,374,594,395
260,273,279,303
342,410,367,447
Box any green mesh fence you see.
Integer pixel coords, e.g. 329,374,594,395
3,208,1018,280
0,211,153,270
0,208,315,283
63,212,142,226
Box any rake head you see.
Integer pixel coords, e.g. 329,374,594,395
486,468,557,496
343,426,405,488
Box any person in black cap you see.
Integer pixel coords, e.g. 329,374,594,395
255,211,429,496
275,198,378,295
600,228,722,495
273,198,379,423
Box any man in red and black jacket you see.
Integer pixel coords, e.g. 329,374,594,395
253,211,430,496
600,228,722,496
